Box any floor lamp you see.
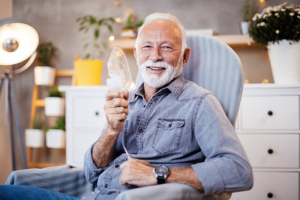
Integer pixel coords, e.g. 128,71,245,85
0,18,39,170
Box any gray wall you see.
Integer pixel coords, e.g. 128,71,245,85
0,0,299,184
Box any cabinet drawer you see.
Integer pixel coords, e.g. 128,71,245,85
241,96,299,130
73,96,106,128
231,171,299,200
238,134,299,168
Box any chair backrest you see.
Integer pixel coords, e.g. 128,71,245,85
136,35,244,126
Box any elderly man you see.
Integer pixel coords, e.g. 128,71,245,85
83,12,253,200
0,13,252,200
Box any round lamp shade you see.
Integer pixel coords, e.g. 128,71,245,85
0,18,39,65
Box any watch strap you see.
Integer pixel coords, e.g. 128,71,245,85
157,176,165,184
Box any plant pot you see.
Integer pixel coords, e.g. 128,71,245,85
44,97,65,116
268,40,300,84
121,29,136,39
46,129,65,148
25,129,44,148
240,21,249,35
34,66,56,86
74,60,103,85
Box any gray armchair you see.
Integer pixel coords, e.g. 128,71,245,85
6,35,244,200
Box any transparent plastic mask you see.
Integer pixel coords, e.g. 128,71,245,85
107,46,132,90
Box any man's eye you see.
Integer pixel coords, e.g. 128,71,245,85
142,45,151,49
162,46,171,49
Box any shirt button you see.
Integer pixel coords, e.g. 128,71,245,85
138,128,143,133
104,184,108,188
115,164,119,168
169,123,172,127
143,105,146,108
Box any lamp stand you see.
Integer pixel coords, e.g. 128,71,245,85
0,68,28,170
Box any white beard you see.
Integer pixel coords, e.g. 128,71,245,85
139,59,183,88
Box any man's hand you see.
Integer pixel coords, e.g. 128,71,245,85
119,158,157,187
104,89,129,135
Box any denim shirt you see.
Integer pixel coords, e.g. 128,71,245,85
84,75,253,199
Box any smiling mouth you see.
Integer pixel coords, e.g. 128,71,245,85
147,66,166,71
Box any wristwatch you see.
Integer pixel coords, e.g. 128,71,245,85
153,165,170,184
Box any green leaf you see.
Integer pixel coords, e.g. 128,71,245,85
85,54,90,59
94,29,99,39
98,19,104,25
107,25,113,33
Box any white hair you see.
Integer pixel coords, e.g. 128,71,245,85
135,13,187,54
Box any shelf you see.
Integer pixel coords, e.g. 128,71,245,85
109,35,256,50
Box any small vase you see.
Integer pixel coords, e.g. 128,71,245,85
268,40,300,84
240,21,249,35
74,60,103,85
44,97,65,116
34,66,56,86
121,29,136,39
46,129,66,149
25,129,44,148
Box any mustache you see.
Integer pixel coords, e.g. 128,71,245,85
140,60,172,69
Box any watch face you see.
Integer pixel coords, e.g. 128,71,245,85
155,165,169,176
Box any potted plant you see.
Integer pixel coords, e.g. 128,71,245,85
34,42,58,86
44,86,64,116
240,0,255,35
25,118,44,148
75,15,115,85
46,118,66,149
121,12,136,39
249,3,300,83
135,19,144,34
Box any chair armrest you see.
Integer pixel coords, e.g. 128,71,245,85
5,165,93,198
116,183,231,200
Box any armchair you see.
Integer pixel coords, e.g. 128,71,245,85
6,35,244,200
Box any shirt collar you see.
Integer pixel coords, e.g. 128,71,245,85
129,74,186,103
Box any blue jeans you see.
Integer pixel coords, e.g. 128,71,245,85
0,185,80,200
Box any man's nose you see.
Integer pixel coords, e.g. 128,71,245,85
149,47,163,62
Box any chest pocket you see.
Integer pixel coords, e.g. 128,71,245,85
152,119,185,154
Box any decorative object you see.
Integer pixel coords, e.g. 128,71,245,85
240,0,255,35
76,16,114,85
44,86,64,116
74,59,103,85
135,19,144,34
34,42,58,86
121,12,136,39
268,40,300,83
46,118,66,149
25,118,44,148
0,17,39,170
249,3,300,83
76,16,114,59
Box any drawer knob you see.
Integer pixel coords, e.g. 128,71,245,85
267,192,273,198
267,111,273,116
95,111,99,116
268,149,273,154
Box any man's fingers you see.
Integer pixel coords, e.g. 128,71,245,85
109,98,129,108
105,90,124,101
109,107,129,115
122,89,129,100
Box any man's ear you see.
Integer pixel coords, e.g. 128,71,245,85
182,47,191,67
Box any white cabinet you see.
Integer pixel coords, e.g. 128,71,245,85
231,84,300,200
59,86,108,168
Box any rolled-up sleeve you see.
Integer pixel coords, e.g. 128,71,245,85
84,144,108,184
191,94,253,195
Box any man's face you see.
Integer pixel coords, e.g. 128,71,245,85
135,20,183,88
